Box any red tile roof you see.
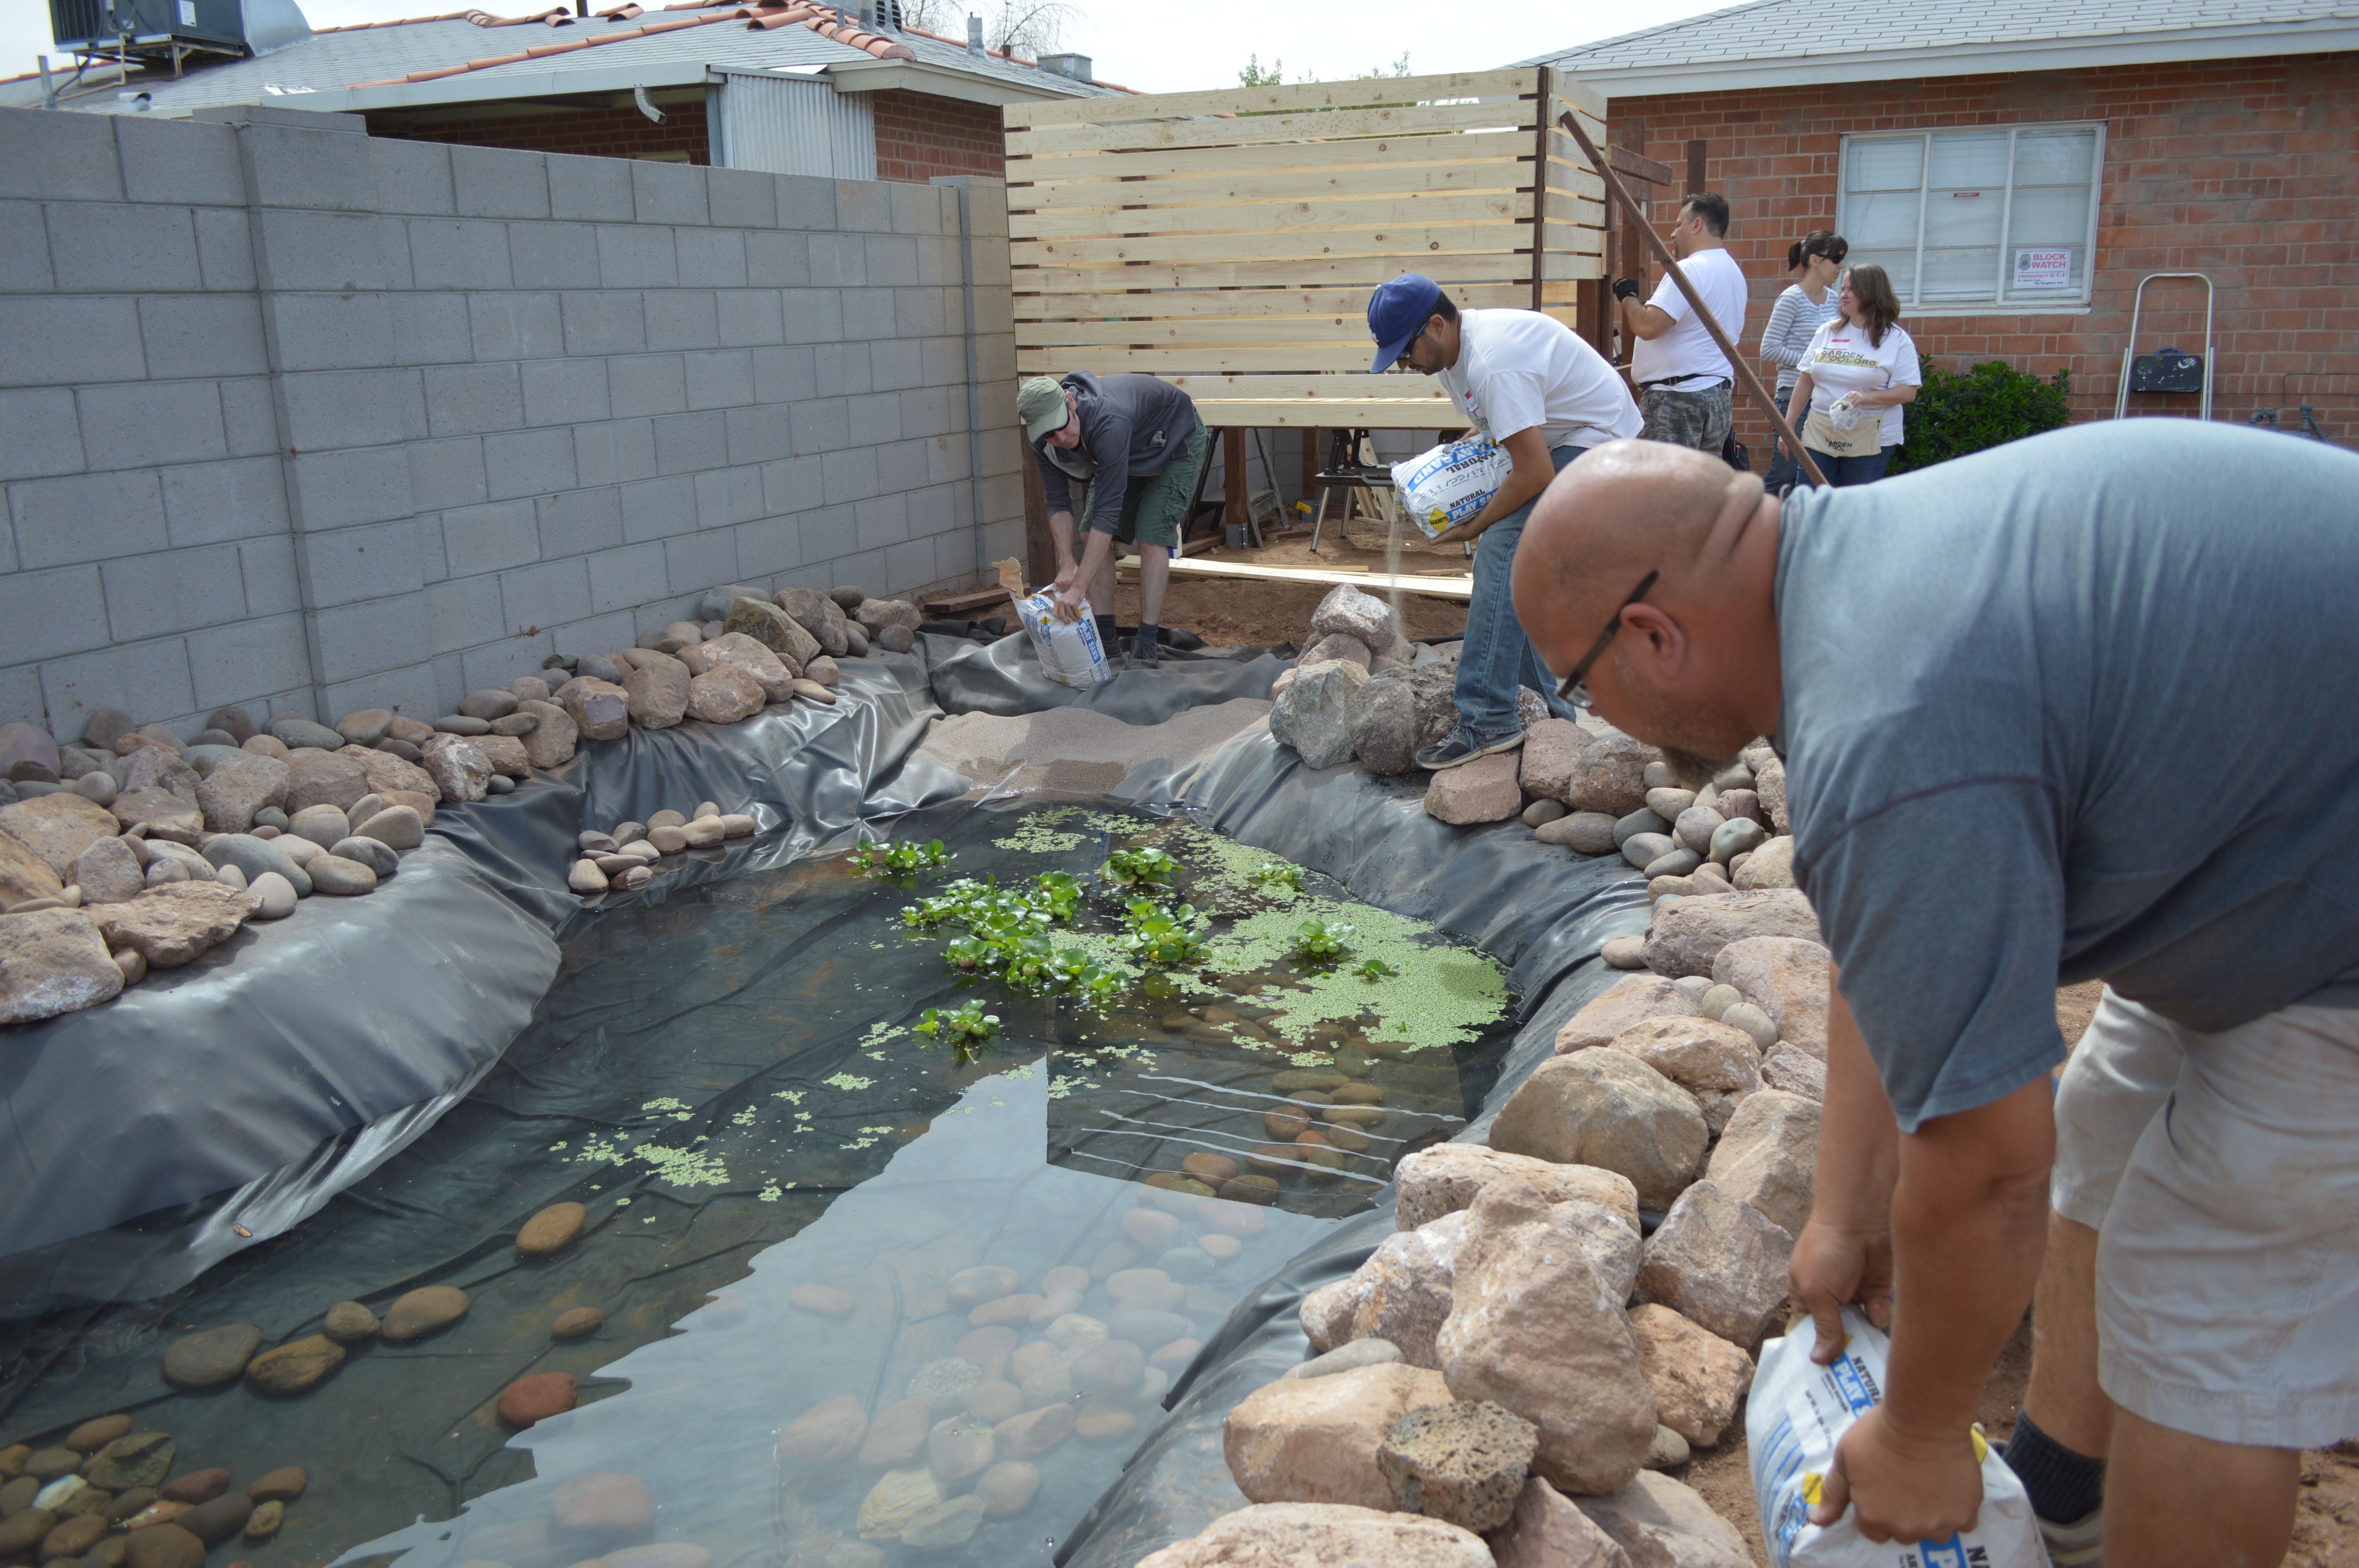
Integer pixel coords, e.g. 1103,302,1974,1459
342,0,914,85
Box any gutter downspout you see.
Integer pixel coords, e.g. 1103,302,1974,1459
938,176,989,587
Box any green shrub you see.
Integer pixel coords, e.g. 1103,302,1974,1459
1888,361,2072,474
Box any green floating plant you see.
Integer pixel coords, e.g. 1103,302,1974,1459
915,999,1001,1062
1292,916,1356,964
849,838,950,877
1101,846,1180,892
1352,956,1402,981
1121,897,1209,968
1250,861,1304,894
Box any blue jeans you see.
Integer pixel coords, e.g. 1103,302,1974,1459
1454,444,1588,742
1796,444,1895,486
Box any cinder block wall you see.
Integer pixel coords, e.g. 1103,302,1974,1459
0,103,1022,740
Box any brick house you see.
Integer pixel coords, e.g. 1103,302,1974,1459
45,0,1124,182
1527,0,2359,452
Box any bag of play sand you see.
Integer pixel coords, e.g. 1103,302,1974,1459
1391,437,1513,539
1012,588,1115,689
1748,1308,2046,1568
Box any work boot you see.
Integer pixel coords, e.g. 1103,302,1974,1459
1414,726,1523,770
1125,634,1160,670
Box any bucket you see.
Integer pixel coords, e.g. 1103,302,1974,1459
1225,523,1247,548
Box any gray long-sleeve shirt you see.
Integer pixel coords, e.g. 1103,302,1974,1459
1030,372,1201,535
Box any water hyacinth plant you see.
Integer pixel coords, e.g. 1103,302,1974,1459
1101,846,1179,892
915,998,1000,1061
1292,917,1355,964
848,838,951,877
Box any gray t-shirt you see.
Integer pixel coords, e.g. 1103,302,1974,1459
1774,419,2359,1131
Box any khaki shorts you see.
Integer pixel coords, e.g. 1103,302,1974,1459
2052,989,2359,1447
1077,423,1208,553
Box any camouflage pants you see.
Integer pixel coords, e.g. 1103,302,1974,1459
1639,382,1734,451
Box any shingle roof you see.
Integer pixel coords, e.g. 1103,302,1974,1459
1524,0,2359,89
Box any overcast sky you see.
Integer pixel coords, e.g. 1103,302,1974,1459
0,0,1733,96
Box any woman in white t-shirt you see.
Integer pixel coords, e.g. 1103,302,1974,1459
1790,263,1922,486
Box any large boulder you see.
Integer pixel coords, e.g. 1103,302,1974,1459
1555,975,1698,1055
1322,1211,1468,1368
1309,583,1403,653
92,883,256,969
1641,890,1820,979
0,792,122,878
1377,1401,1538,1533
0,829,65,907
852,597,922,635
341,745,440,804
688,665,767,725
560,677,630,742
1394,1145,1639,1234
1561,731,1654,817
1269,660,1367,770
1489,1053,1708,1214
1345,663,1457,776
473,734,530,779
1703,1089,1819,1238
1436,1181,1656,1497
697,632,796,702
1425,751,1522,825
1605,1016,1763,1136
1733,834,1796,889
283,749,369,814
0,722,62,783
0,909,124,1023
118,744,201,799
514,700,578,769
1632,1181,1794,1349
1574,1471,1753,1568
622,654,691,730
1488,1477,1634,1568
1518,720,1590,802
1626,1306,1752,1449
1754,754,1789,835
1137,1503,1492,1568
194,753,289,835
110,786,205,843
420,734,493,804
1711,935,1830,1057
774,588,850,657
1223,1361,1454,1510
69,836,145,905
723,598,818,672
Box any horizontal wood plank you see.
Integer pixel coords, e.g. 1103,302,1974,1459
1013,222,1534,269
1194,401,1463,429
1006,98,1537,158
1551,76,1609,120
1010,283,1538,321
1010,158,1536,212
1005,129,1544,186
1017,344,1410,374
1016,254,1538,293
1012,189,1529,241
1133,554,1474,596
1018,316,1363,347
1004,68,1538,128
1149,373,1449,398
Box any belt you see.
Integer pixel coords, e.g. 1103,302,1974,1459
1637,374,1731,391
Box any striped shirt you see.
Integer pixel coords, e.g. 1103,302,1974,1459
1762,282,1843,394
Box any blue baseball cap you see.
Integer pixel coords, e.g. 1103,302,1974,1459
1366,273,1443,373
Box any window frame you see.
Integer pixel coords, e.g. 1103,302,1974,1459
1835,120,2107,317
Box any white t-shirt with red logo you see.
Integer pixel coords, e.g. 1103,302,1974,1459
1796,318,1925,446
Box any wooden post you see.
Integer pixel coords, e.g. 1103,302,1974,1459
1529,65,1551,312
1687,139,1707,195
1018,445,1057,589
1223,426,1248,534
1300,427,1320,510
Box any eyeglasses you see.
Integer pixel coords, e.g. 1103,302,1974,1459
1556,570,1659,708
1394,321,1428,370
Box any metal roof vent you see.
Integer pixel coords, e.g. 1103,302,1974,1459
965,11,982,54
1038,50,1091,81
49,0,310,67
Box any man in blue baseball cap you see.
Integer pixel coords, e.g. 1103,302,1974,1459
1365,273,1641,767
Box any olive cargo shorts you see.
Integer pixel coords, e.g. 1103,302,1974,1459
1078,423,1209,553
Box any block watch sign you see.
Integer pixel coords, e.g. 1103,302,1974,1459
2013,248,2074,290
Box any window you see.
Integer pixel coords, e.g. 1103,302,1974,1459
1837,123,2103,311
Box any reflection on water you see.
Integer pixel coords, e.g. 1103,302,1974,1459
0,800,1516,1568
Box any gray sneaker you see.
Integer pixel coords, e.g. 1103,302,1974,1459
1125,635,1160,670
1414,727,1523,770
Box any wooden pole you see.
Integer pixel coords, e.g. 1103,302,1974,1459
1559,111,1827,489
1018,446,1058,588
1223,426,1247,534
1529,66,1551,313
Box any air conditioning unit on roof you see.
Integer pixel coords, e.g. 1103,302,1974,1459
48,0,309,69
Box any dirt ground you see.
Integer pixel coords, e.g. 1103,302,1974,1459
1104,520,1472,647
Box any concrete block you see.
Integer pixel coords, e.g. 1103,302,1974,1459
608,353,689,419
855,491,911,548
12,468,167,568
807,232,866,288
705,166,776,230
620,475,697,542
791,397,850,457
820,446,881,506
975,333,1018,384
0,202,53,292
321,661,440,724
236,116,377,212
907,481,960,539
898,387,955,441
412,513,447,584
885,537,935,590
509,220,600,290
0,665,49,727
313,590,431,686
692,464,763,527
839,288,897,343
894,285,949,338
917,234,963,287
761,454,822,513
482,426,578,501
462,634,552,696
0,388,85,480
44,637,199,738
521,358,609,427
676,227,747,288
425,362,527,437
561,289,647,356
536,484,622,555
836,180,893,233
980,470,1024,524
715,286,784,347
753,345,816,404
499,556,591,631
239,534,302,615
546,607,636,661
0,107,123,200
193,207,257,291
585,540,666,613
425,572,503,655
307,517,428,607
76,382,228,468
440,497,541,577
0,564,108,661
188,611,314,711
280,367,428,450
218,376,280,457
982,517,1025,565
775,174,836,231
844,391,902,443
922,335,966,388
871,338,923,392
685,348,754,410
833,546,889,595
729,513,805,578
409,217,513,290
926,429,973,487
574,418,656,487
164,453,292,545
745,230,809,288
255,210,413,292
798,507,859,565
115,116,242,206
779,287,845,344
387,290,484,367
723,403,792,466
102,542,249,640
406,436,488,512
645,288,720,351
964,179,1009,238
270,291,395,371
814,341,873,397
663,528,739,599
0,294,146,386
451,142,550,219
865,233,920,287
596,223,677,289
653,410,727,476
429,650,463,712
366,137,455,216
140,293,269,379
547,152,635,222
632,160,709,227
890,181,948,236
469,290,564,360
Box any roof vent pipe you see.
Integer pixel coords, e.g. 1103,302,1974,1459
1038,51,1091,81
965,12,982,54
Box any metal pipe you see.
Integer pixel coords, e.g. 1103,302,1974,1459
1558,111,1828,490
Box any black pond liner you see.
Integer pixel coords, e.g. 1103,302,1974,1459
0,629,1648,1568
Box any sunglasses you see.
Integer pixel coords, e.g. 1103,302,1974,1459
1394,321,1428,369
1556,570,1659,708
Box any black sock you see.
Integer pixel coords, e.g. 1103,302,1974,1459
1137,622,1160,651
2003,1410,2106,1523
1094,613,1117,648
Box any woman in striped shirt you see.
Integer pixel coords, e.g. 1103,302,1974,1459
1760,230,1846,491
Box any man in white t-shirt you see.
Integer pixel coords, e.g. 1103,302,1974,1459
1614,192,1749,454
1365,272,1641,768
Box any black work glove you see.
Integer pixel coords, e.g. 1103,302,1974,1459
1612,276,1643,302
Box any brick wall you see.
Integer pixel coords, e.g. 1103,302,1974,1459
0,103,1022,738
1605,51,2359,454
367,104,710,166
874,89,1004,183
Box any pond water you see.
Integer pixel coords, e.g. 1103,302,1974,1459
0,799,1521,1568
